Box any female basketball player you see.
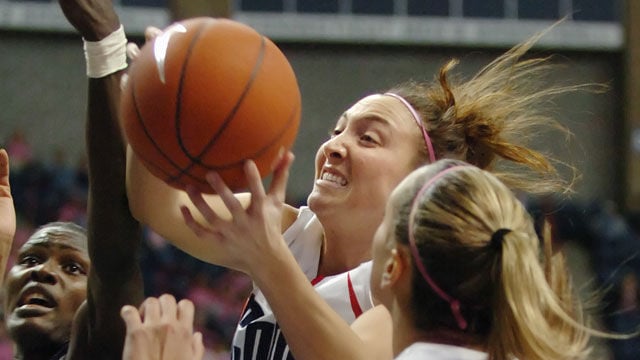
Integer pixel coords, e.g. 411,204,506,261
125,24,583,359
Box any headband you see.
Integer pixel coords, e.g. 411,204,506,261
383,93,436,163
407,165,469,330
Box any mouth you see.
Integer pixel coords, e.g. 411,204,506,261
318,170,348,187
15,286,56,313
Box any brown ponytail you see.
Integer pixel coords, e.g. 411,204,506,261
386,26,597,194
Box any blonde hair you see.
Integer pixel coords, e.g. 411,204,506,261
387,26,590,194
392,159,600,360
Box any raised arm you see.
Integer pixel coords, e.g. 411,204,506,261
127,145,302,266
58,0,144,358
0,149,15,283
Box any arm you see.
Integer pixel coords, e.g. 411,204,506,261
126,147,298,265
0,149,16,283
58,1,144,358
182,155,392,359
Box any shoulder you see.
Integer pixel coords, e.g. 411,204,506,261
281,203,300,231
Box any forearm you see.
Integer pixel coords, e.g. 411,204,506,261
126,151,254,266
85,55,143,359
251,250,378,360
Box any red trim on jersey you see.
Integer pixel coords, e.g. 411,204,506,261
311,276,325,286
347,272,363,318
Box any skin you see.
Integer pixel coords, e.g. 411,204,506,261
0,149,15,286
120,294,204,360
4,226,89,360
308,94,425,275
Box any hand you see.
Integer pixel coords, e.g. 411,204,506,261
0,149,15,268
58,0,120,41
121,294,204,360
180,151,295,275
121,26,163,90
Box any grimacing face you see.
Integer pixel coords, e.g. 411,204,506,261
3,225,89,346
307,94,425,224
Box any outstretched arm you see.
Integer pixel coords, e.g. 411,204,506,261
0,149,15,283
58,0,144,358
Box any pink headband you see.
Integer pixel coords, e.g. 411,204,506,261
407,165,469,330
384,93,436,163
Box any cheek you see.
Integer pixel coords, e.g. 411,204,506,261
314,146,325,177
64,281,88,310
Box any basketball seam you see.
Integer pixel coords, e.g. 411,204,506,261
168,34,267,183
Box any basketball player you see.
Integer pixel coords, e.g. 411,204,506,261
371,160,606,359
125,24,581,359
1,0,144,358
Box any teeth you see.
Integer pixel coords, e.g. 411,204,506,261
321,172,347,186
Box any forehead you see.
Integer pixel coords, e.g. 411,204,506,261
22,226,87,254
340,94,416,127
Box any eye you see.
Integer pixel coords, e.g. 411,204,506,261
329,128,343,138
19,255,42,267
63,262,87,276
360,133,379,144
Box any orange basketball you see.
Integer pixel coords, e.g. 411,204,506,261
121,17,301,193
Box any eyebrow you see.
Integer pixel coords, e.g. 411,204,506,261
339,112,393,127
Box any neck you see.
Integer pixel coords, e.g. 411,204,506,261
316,217,375,276
13,341,62,360
391,304,486,356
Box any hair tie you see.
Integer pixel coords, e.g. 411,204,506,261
490,228,511,249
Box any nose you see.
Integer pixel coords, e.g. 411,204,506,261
322,136,347,160
29,263,58,284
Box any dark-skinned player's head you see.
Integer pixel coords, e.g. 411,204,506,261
4,222,89,359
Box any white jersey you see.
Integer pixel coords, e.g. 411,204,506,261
231,207,374,360
395,343,488,360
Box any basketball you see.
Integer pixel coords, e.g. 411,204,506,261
121,17,301,193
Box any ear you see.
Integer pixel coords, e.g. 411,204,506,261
380,247,407,289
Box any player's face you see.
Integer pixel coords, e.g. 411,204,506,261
4,225,89,345
308,94,424,224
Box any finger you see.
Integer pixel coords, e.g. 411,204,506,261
245,160,266,204
184,185,219,224
145,26,163,41
139,297,161,325
270,147,285,172
180,206,216,238
126,42,140,61
158,294,178,322
0,149,10,186
176,299,195,333
192,332,205,360
121,305,143,331
268,151,294,202
205,172,244,215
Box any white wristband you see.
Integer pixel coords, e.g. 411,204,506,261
83,25,128,78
